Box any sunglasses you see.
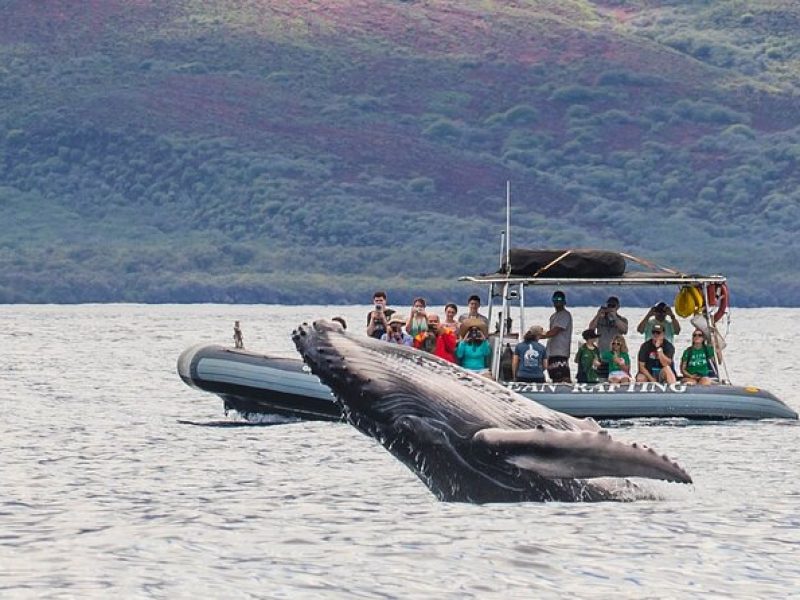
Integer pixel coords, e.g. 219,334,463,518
612,342,621,345
693,333,704,338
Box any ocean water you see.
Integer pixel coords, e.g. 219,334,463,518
2,304,799,599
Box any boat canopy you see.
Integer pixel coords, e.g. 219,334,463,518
460,248,727,287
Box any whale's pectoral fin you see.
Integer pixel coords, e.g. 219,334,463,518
472,427,692,484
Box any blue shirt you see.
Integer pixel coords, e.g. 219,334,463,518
456,340,491,371
514,341,546,379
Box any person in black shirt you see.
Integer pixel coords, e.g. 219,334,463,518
635,323,677,383
366,291,395,339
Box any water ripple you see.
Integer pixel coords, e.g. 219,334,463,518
1,305,799,597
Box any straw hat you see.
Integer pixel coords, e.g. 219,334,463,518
388,314,406,326
460,317,489,338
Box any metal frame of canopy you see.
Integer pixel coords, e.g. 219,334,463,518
458,185,730,382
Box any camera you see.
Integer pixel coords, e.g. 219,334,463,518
467,328,482,341
375,304,383,311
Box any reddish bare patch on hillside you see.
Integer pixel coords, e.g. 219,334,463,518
0,0,168,49
593,2,639,24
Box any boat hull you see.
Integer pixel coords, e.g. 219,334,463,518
177,344,798,422
177,344,340,422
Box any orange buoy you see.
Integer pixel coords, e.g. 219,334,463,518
712,283,729,322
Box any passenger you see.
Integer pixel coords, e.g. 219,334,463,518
680,329,718,385
587,295,629,353
456,318,492,375
575,329,602,384
637,301,681,343
405,297,429,336
690,308,727,351
601,334,632,383
367,291,395,339
541,290,573,383
419,313,457,363
442,303,460,337
381,314,413,346
331,316,347,330
636,323,677,384
457,295,489,329
512,325,547,383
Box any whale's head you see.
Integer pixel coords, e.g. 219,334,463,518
292,319,481,429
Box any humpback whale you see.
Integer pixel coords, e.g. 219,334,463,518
292,320,692,503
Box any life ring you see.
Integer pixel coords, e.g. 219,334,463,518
674,285,704,318
706,284,718,307
711,282,729,323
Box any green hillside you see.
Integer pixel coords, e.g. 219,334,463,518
1,0,799,305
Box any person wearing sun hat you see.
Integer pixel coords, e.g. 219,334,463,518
455,317,491,374
635,322,677,383
380,314,413,346
541,290,573,382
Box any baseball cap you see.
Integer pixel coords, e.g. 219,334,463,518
651,323,664,333
526,325,545,337
552,291,566,302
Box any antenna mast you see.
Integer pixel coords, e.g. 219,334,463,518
505,180,511,273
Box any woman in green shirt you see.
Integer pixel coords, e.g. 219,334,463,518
680,330,718,385
600,334,632,383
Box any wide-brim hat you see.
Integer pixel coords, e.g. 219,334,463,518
460,317,489,338
388,314,406,326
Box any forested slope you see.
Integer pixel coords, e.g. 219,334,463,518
1,0,799,305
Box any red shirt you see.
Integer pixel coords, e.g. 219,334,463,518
433,329,457,363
